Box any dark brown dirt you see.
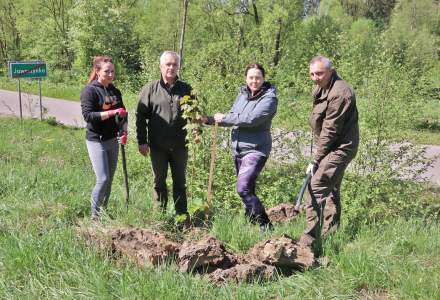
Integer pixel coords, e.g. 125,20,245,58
178,236,238,273
78,223,319,284
267,203,300,222
110,228,180,267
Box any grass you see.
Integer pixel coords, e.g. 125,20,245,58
1,117,440,299
0,76,83,101
401,99,440,145
0,75,138,104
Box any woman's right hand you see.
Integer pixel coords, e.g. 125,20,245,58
108,108,127,118
213,113,224,123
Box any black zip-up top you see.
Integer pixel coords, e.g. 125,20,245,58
136,78,192,151
80,80,125,141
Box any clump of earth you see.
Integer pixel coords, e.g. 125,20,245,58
267,203,301,223
77,220,317,284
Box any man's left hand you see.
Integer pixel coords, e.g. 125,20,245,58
306,160,319,176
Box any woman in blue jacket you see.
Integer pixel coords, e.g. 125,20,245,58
204,63,277,230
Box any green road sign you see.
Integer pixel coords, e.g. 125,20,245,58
8,61,47,79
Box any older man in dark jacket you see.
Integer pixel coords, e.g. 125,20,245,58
301,56,359,247
136,51,192,218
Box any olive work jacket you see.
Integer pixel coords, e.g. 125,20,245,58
309,71,359,163
136,78,192,151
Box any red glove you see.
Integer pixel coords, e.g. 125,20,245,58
118,131,128,145
108,108,127,118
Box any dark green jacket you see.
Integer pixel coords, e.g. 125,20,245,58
136,78,192,151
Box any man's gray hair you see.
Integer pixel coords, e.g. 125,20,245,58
309,55,332,69
160,51,181,66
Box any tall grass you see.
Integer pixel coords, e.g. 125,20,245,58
1,118,439,299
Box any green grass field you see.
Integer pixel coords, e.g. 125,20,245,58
1,118,440,299
0,76,83,101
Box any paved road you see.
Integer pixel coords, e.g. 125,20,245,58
0,89,85,127
422,145,440,186
0,89,439,185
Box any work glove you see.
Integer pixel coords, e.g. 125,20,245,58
118,131,128,145
306,160,319,176
108,107,127,118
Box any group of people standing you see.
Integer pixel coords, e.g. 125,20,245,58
80,51,359,249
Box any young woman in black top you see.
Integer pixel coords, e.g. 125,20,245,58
80,56,127,220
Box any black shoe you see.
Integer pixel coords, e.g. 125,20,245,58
91,214,100,224
260,222,274,233
176,213,191,231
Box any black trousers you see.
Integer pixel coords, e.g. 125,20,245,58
150,147,188,215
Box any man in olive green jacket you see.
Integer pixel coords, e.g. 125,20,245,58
136,51,192,218
301,56,359,247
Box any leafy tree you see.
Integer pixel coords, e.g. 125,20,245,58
383,0,439,76
0,0,22,67
12,0,75,70
339,0,397,25
70,0,141,82
338,18,380,87
320,0,354,29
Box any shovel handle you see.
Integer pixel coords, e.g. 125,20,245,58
115,113,129,210
120,144,129,209
295,171,312,209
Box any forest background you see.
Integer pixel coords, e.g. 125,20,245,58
1,0,440,298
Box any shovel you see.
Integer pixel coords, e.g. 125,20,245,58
294,171,312,214
115,114,129,211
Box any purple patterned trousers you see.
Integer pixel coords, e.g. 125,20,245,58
234,153,271,225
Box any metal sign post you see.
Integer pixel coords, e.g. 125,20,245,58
38,79,42,120
18,78,22,120
8,61,48,121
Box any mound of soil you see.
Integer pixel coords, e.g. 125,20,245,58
111,228,180,267
178,236,238,273
208,262,276,284
78,223,319,284
247,235,316,272
267,203,300,222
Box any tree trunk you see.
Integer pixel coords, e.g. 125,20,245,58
179,0,190,68
303,0,320,16
251,0,260,25
272,18,282,66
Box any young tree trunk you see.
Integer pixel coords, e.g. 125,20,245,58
179,0,190,68
251,0,260,25
272,18,282,66
303,0,320,16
